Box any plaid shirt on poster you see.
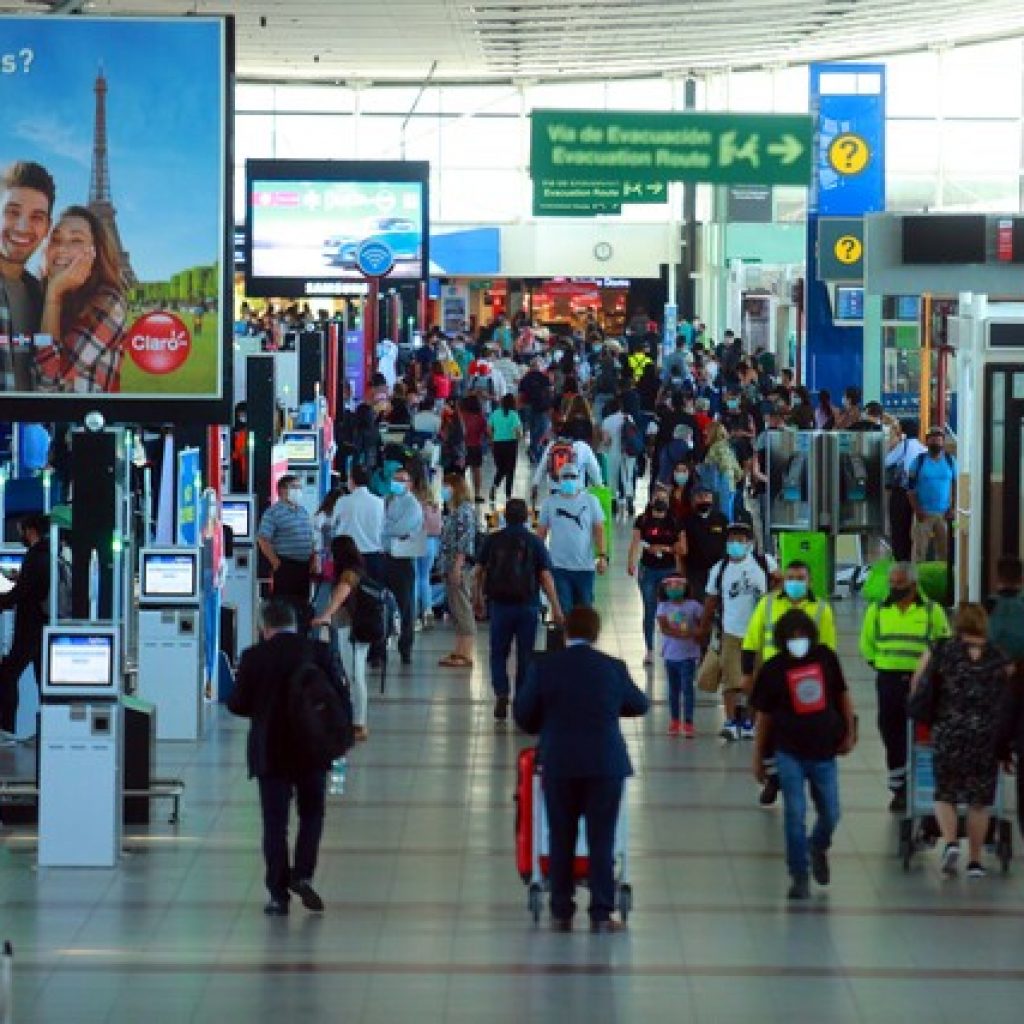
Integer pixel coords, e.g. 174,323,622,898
34,286,128,393
0,271,44,390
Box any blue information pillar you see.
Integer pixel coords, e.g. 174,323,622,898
806,63,886,399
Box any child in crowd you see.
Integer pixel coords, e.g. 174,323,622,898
657,576,703,737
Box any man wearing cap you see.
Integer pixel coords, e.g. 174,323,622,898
537,466,607,614
678,484,728,601
907,427,956,565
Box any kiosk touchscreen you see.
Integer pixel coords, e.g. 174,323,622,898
41,626,119,701
140,548,200,607
281,429,320,468
221,496,257,659
0,547,24,597
221,496,254,544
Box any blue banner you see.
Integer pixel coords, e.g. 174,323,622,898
805,63,886,400
176,447,201,546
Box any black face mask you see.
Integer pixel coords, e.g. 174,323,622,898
890,585,913,601
928,444,942,456
651,501,668,514
696,503,713,514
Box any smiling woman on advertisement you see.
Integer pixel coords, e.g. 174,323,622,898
35,204,127,393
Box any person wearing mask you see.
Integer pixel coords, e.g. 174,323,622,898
601,398,640,517
627,488,683,666
741,561,838,805
656,576,703,737
518,357,555,465
562,394,597,446
411,395,442,440
913,604,1010,878
410,465,442,631
475,498,563,722
907,426,956,564
531,431,604,499
884,418,927,562
311,485,344,614
382,466,425,666
859,562,950,811
666,459,695,522
331,465,385,583
312,536,371,740
699,421,743,521
228,599,349,915
0,513,50,742
834,385,862,430
849,400,885,432
789,387,816,430
257,475,316,627
751,609,857,900
814,390,836,430
698,522,777,741
513,606,649,933
459,394,488,503
437,472,477,669
487,392,524,503
536,466,607,614
678,484,728,600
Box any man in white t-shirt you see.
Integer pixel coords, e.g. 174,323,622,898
376,338,398,391
697,522,778,741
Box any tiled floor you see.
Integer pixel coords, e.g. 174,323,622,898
2,482,1024,1022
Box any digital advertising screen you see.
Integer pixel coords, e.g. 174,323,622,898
902,215,986,264
48,633,114,688
142,552,198,599
281,430,319,466
0,550,24,595
246,160,430,298
221,499,252,543
0,16,232,423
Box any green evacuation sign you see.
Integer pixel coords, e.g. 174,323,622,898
533,177,667,216
531,110,813,188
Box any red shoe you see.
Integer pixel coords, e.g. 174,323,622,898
682,722,696,739
667,720,682,736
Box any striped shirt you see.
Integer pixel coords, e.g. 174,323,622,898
0,271,44,391
258,500,314,561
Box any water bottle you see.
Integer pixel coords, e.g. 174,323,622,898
328,757,348,796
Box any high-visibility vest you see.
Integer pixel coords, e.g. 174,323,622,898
744,593,833,662
863,599,947,672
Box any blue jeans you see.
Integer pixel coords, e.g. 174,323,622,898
524,408,550,464
665,658,697,723
415,537,439,618
552,568,595,614
775,751,841,880
489,601,540,698
638,565,675,652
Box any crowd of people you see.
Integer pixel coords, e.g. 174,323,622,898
237,313,1024,922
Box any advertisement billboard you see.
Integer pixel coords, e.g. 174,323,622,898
245,160,430,298
0,16,232,423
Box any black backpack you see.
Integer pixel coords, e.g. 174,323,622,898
349,575,398,649
485,531,538,604
287,646,354,770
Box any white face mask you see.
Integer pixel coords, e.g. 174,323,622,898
786,637,811,659
288,488,302,504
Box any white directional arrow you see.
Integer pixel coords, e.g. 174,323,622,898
766,134,804,165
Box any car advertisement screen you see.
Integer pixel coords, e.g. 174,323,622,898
245,160,430,297
0,16,231,421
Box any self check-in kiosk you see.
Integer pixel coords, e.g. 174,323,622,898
0,546,24,652
136,546,206,741
221,495,256,658
281,430,323,518
38,625,122,868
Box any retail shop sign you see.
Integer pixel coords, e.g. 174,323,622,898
531,110,813,188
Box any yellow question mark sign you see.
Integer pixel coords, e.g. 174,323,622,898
828,133,870,176
834,235,862,265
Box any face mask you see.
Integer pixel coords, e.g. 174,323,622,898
696,502,712,516
560,479,579,496
674,472,689,486
441,485,453,502
786,637,811,659
287,488,302,503
665,587,687,601
726,541,749,560
651,499,669,513
783,579,808,602
928,443,942,456
391,480,408,496
726,399,739,410
890,584,912,601
791,395,801,407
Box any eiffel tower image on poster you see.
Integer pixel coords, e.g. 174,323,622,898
88,66,136,287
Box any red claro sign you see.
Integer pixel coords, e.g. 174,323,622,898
127,312,191,374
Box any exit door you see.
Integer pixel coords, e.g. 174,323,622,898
982,365,1024,594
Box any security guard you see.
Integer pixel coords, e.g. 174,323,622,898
859,561,949,812
741,560,837,805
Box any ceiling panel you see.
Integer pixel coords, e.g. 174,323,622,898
1,0,1022,82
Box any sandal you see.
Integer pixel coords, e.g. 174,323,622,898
438,654,474,668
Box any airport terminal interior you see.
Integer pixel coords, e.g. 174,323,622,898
3,1,1024,1021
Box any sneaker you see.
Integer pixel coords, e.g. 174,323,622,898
682,722,696,739
719,720,740,741
590,916,628,934
810,846,830,886
263,898,289,916
642,651,654,667
759,775,780,807
667,720,682,736
494,696,509,721
966,861,987,879
888,788,907,814
940,842,960,877
739,720,756,741
787,876,810,900
288,880,325,912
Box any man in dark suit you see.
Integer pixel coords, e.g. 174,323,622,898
514,606,649,932
228,599,344,916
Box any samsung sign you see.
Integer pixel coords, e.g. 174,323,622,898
304,281,370,296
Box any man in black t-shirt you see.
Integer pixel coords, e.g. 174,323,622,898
679,485,728,600
627,491,682,665
751,609,857,900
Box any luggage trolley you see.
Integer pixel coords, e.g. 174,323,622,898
514,747,632,924
897,721,1013,872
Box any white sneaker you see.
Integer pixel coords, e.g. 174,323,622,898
940,842,960,877
719,720,740,742
642,652,653,667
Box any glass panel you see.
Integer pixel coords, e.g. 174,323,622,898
439,116,526,169
726,71,774,112
273,115,357,159
356,116,405,159
886,176,939,212
439,85,521,116
605,78,672,110
1015,374,1024,401
438,169,526,221
526,82,605,110
941,41,1024,118
360,87,428,114
940,176,1020,211
942,121,1021,174
235,84,277,112
235,114,275,162
885,51,941,117
987,372,1006,589
886,120,940,174
272,85,355,113
772,67,809,113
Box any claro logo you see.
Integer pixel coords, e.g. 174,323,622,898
127,313,192,375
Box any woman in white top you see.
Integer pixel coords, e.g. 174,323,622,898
601,398,638,517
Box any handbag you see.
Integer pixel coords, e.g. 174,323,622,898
908,639,947,725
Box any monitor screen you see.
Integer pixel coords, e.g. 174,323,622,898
901,215,987,264
48,634,114,688
896,296,920,321
221,500,252,541
142,552,198,599
835,286,864,321
245,159,430,298
0,552,23,596
282,431,318,465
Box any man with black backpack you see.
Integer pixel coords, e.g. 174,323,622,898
228,599,353,916
474,499,564,723
907,426,957,565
